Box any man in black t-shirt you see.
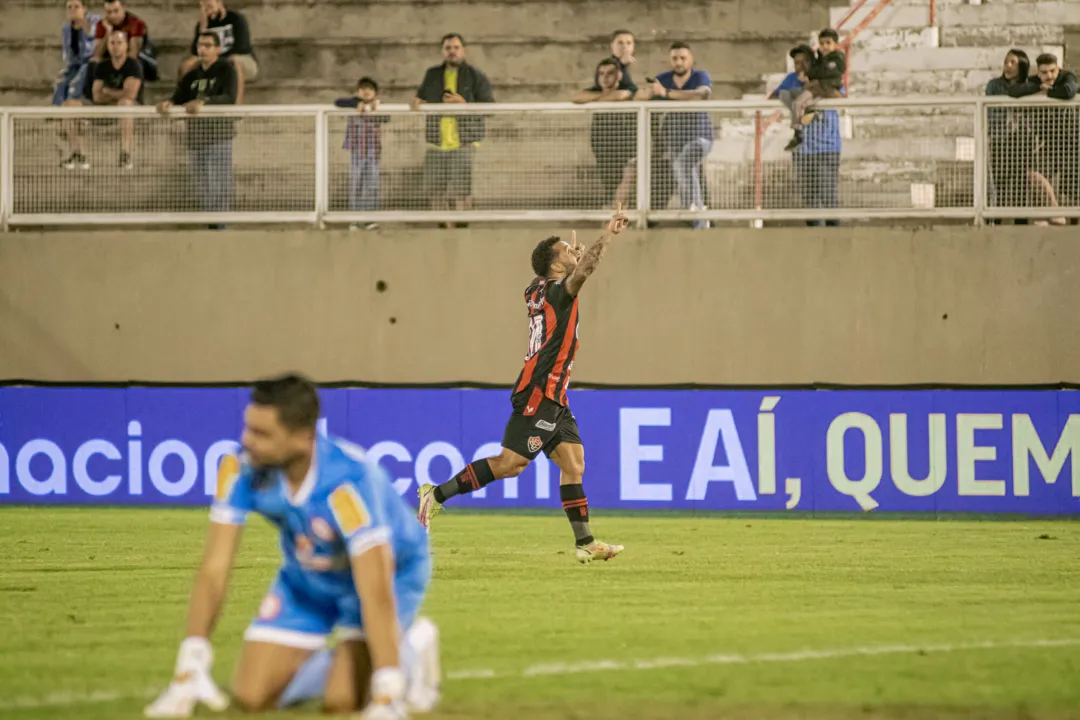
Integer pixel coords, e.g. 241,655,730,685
591,29,636,91
158,32,238,227
177,0,257,103
572,57,637,208
91,29,142,169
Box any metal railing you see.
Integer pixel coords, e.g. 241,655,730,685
2,95,1079,230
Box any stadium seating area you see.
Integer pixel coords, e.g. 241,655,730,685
3,0,830,105
2,0,1079,219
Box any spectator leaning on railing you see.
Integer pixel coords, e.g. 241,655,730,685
411,33,495,227
1010,53,1079,221
91,30,143,171
985,49,1034,222
637,41,713,230
335,77,388,230
178,0,258,104
157,32,238,230
573,56,637,210
770,43,843,227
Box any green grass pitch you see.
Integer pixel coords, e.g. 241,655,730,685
1,507,1079,719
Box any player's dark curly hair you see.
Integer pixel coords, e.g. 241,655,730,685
531,236,562,277
251,373,320,430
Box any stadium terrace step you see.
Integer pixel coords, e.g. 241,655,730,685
940,24,1066,48
0,76,762,107
830,0,1080,29
846,27,940,52
948,0,1080,27
718,110,975,142
852,45,1063,72
710,133,964,163
3,0,834,43
0,36,790,94
10,162,956,214
760,68,1006,95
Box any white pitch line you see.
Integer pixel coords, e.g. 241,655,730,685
1,638,1076,710
445,637,1080,681
0,686,159,711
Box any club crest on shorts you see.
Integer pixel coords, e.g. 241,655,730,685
527,436,543,454
311,517,335,542
258,594,281,620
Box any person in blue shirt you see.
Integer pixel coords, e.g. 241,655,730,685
54,0,100,170
637,42,714,229
54,0,99,106
145,374,439,720
769,44,843,227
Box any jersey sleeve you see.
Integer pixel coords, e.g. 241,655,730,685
548,279,576,306
326,468,393,559
209,453,255,525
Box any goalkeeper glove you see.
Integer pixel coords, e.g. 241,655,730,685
144,637,229,718
360,667,408,720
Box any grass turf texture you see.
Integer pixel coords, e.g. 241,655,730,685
0,507,1078,719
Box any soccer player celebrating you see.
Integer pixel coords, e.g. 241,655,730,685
145,374,439,719
418,206,629,564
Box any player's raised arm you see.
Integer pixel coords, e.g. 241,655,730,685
565,204,629,296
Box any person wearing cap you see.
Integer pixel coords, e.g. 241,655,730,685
335,77,388,229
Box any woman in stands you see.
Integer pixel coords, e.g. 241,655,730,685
985,50,1038,224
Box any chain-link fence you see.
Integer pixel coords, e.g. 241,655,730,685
985,100,1080,223
1,98,1078,228
7,107,317,224
326,107,639,216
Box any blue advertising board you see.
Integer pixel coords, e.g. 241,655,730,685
1,387,1078,514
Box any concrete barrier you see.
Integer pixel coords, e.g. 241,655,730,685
2,227,1076,385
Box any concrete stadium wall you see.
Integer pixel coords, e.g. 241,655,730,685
1,226,1076,385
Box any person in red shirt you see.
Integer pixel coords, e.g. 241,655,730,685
91,0,145,62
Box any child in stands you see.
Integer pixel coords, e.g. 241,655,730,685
781,28,846,151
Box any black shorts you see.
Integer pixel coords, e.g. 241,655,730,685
422,146,474,199
501,387,581,460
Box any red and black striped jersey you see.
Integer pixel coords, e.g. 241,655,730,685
513,277,579,406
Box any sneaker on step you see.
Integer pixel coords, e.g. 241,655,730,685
61,152,89,170
575,540,624,564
